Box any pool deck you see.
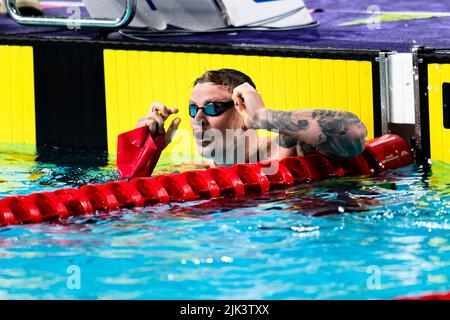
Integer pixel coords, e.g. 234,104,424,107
1,0,450,52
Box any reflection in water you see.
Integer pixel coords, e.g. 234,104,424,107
0,148,117,196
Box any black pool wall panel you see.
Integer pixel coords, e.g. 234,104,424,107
33,43,108,152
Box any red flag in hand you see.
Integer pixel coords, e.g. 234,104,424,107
117,126,165,179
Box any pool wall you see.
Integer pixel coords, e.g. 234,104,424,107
1,37,449,166
0,44,35,147
0,38,382,159
412,47,450,164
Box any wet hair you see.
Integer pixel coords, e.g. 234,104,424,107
193,69,256,92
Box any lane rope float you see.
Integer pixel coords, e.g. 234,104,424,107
0,134,414,227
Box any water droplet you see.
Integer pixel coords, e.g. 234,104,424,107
221,256,233,263
338,206,345,213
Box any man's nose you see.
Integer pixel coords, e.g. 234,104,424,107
192,116,205,130
193,109,207,123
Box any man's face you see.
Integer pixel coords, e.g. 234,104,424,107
189,82,244,159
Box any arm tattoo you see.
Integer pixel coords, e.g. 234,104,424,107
259,110,310,133
258,109,367,158
299,141,316,154
312,110,367,158
312,110,366,136
278,134,297,148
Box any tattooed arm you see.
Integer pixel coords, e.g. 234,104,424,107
232,83,367,158
257,109,367,158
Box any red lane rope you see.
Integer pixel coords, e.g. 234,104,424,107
0,134,414,227
396,291,450,300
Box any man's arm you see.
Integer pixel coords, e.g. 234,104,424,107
256,109,367,158
232,83,367,158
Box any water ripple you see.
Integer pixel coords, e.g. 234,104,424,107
1,150,450,299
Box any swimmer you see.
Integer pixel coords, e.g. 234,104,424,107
137,69,368,167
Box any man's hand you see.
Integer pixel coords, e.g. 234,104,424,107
232,83,266,130
137,102,181,148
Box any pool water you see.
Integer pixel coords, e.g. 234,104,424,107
0,148,450,300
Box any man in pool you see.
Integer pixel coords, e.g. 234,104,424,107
137,69,367,166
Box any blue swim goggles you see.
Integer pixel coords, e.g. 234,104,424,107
189,101,235,118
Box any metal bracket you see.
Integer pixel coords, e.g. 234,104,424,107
6,0,136,29
411,45,426,164
378,51,397,136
